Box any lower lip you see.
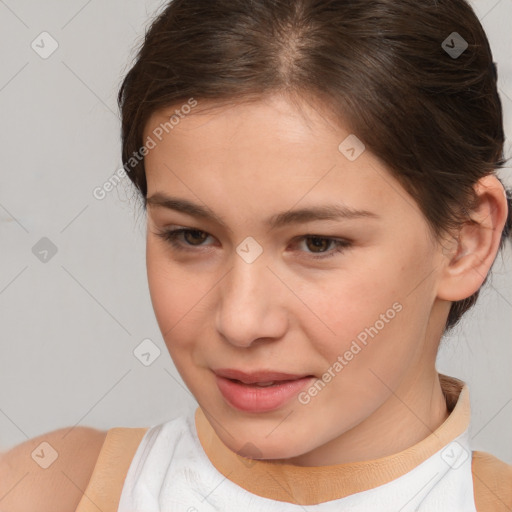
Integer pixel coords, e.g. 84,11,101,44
215,375,315,412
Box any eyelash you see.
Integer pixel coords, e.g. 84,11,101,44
154,227,351,260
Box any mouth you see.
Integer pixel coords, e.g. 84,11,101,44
213,368,316,412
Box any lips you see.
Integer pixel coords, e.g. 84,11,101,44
215,373,316,412
213,368,315,385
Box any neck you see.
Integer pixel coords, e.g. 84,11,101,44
282,370,449,466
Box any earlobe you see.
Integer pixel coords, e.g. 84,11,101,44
436,175,508,302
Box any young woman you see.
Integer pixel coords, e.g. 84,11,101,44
1,0,511,510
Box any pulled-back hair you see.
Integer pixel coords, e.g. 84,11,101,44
118,0,512,331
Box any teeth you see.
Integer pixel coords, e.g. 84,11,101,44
255,381,276,387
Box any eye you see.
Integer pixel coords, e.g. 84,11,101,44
154,227,214,251
293,235,351,259
154,227,351,259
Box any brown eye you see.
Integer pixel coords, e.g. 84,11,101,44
182,230,209,246
294,235,352,260
304,236,332,253
155,228,214,251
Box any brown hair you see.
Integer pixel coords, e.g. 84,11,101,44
118,0,512,332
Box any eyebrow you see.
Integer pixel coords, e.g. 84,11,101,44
146,193,379,230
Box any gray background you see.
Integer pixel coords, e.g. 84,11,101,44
0,0,511,464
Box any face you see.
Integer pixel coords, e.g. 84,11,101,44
143,94,448,464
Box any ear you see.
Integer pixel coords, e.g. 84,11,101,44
436,175,509,302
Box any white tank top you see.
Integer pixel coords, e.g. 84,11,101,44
117,404,477,511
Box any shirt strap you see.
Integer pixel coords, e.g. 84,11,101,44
472,450,512,511
75,427,149,512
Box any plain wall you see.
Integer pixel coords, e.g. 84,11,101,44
0,0,511,464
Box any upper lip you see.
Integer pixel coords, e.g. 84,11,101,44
213,368,314,384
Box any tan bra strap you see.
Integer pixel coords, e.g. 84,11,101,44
75,427,149,512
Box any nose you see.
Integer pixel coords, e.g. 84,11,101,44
215,252,289,348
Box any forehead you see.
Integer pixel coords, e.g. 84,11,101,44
141,95,419,226
144,94,340,150
144,95,357,178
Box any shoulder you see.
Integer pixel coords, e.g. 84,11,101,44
0,426,107,512
472,450,512,512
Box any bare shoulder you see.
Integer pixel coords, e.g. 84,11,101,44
0,426,107,512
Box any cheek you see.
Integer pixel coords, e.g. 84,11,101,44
146,239,220,364
295,263,397,340
146,240,193,336
146,255,199,380
295,250,431,376
294,278,414,427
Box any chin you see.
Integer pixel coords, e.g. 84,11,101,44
225,431,306,461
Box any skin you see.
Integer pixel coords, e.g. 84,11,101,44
142,92,508,466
